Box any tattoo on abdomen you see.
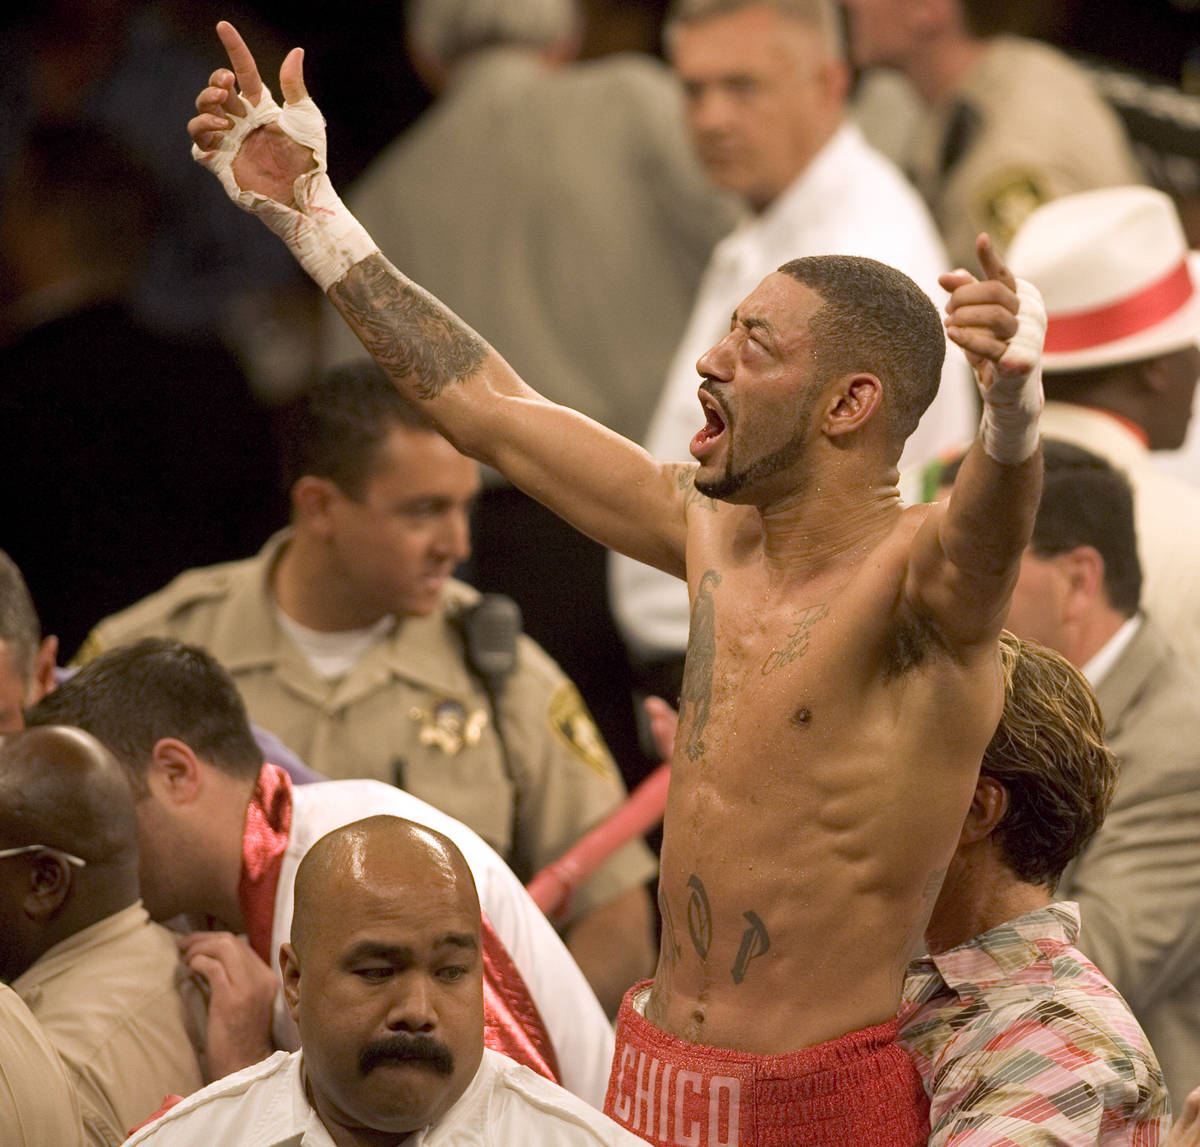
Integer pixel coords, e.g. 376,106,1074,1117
331,254,488,399
686,875,712,959
731,911,770,984
679,569,720,761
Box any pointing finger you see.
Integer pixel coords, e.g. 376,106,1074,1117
976,233,1016,290
278,46,308,104
216,20,264,107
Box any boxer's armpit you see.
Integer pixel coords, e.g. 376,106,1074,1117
331,253,488,399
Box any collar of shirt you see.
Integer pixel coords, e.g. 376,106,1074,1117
203,529,480,706
712,121,864,279
1081,612,1143,688
12,901,151,1005
903,901,1081,1007
1041,402,1151,470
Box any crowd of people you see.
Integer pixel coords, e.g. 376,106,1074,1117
2,0,1199,1144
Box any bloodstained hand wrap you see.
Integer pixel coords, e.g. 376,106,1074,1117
191,85,377,291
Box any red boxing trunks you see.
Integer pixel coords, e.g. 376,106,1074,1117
604,983,929,1146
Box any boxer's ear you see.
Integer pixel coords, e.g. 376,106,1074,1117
824,374,883,438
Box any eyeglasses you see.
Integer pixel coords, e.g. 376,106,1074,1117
0,845,87,868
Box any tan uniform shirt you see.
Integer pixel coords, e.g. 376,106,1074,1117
12,903,205,1147
81,532,657,923
0,983,84,1147
908,37,1144,271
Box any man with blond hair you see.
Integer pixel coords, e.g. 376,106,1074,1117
900,631,1171,1142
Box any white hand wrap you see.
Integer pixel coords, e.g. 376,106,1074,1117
192,87,377,291
979,278,1046,464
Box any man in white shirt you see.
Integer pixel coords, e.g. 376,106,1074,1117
609,0,975,689
126,816,645,1145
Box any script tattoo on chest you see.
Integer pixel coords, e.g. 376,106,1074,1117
761,603,830,676
670,464,717,514
331,254,488,399
679,569,721,761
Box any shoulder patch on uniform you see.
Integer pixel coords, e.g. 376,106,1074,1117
974,169,1052,248
548,682,616,779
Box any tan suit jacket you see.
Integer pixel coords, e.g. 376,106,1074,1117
1061,619,1200,1108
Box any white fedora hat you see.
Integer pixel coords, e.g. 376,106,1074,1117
1006,185,1200,372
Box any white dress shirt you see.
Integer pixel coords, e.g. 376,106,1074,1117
124,1048,647,1146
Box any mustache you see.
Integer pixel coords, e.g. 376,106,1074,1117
699,378,731,417
358,1034,455,1077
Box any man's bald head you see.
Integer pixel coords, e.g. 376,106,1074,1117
0,726,141,980
281,815,486,1139
0,726,138,867
291,816,481,958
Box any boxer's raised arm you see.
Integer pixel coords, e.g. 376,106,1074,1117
905,236,1045,649
188,22,690,579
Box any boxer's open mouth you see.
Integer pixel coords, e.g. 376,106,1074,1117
691,392,728,458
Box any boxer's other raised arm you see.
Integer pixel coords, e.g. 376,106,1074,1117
906,235,1045,649
188,22,689,579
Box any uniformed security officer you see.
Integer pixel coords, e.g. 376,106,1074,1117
843,0,1145,272
77,361,657,1016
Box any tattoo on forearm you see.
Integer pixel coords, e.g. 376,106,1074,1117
686,875,712,960
731,911,770,984
679,569,720,761
331,253,487,399
670,464,717,514
761,604,829,675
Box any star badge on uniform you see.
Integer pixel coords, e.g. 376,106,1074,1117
411,699,489,756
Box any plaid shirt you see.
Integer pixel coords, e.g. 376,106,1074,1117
900,902,1170,1145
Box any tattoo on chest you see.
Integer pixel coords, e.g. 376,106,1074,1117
761,604,830,676
686,875,712,959
731,912,770,984
331,254,488,399
679,569,721,761
671,464,717,514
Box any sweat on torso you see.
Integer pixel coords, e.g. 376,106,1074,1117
652,508,1004,1053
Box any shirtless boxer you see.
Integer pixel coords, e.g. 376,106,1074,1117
187,23,1044,1145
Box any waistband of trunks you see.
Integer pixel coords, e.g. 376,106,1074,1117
619,981,905,1078
605,981,929,1146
